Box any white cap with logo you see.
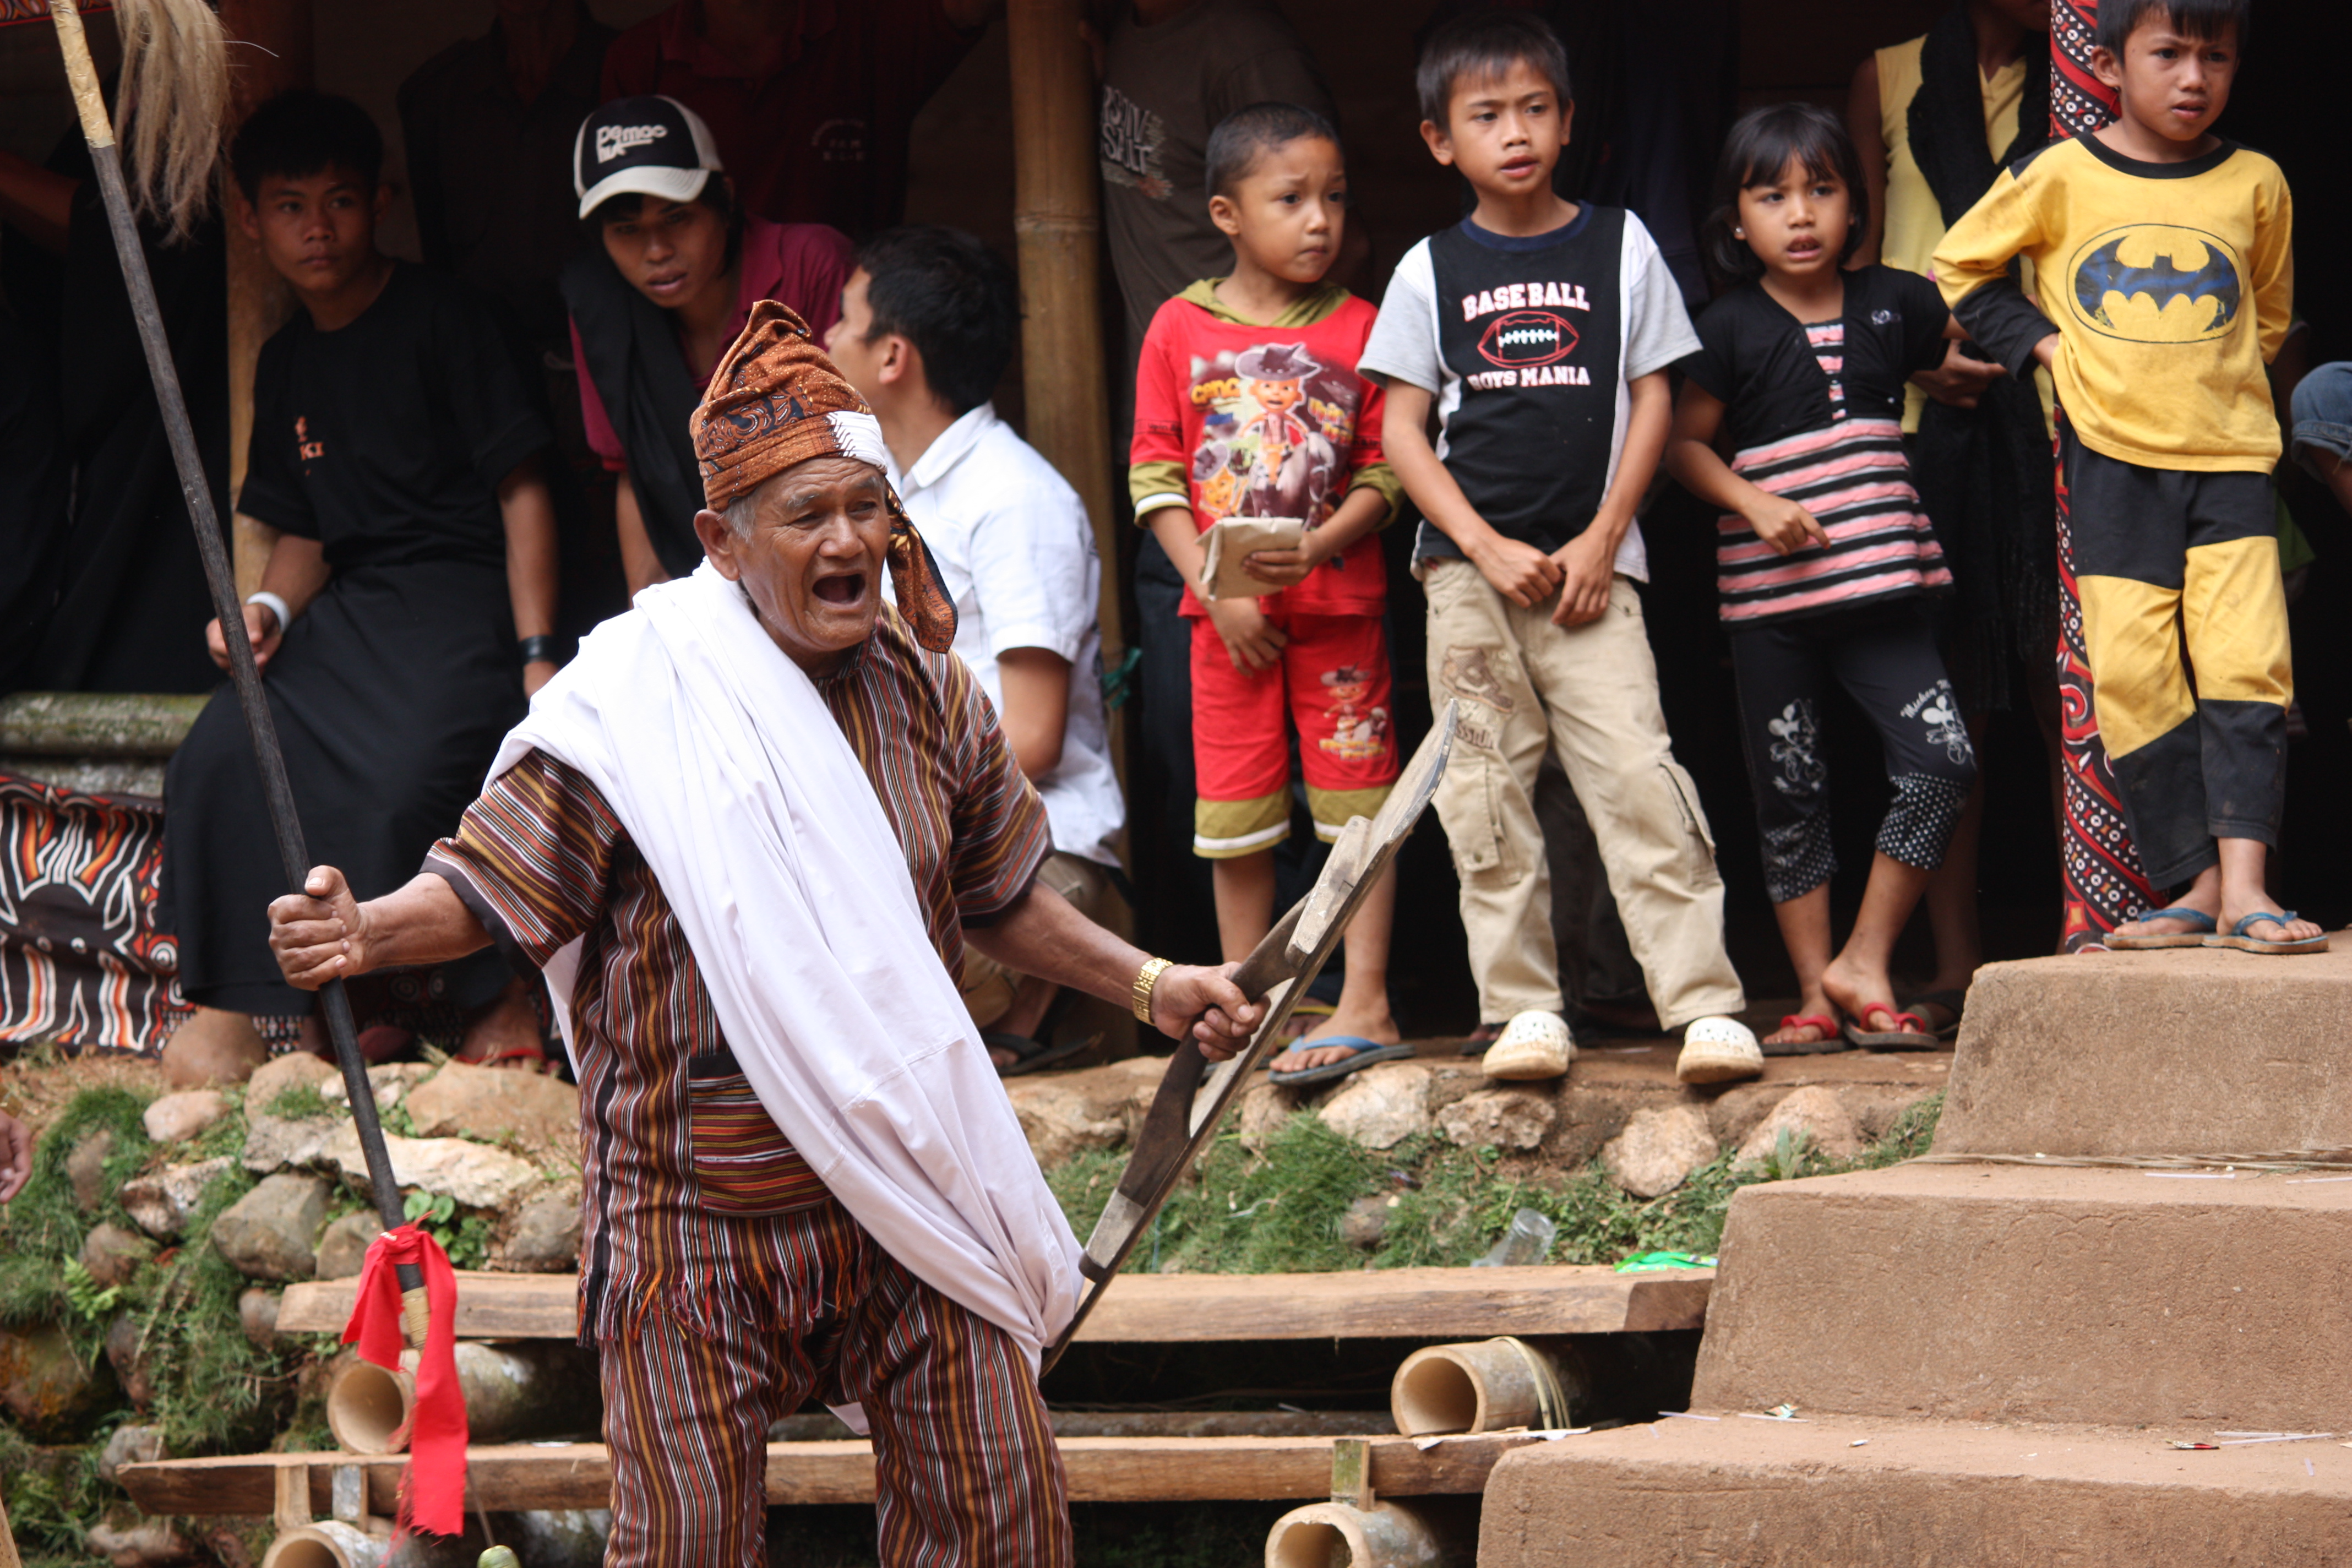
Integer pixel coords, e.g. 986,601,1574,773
573,95,725,220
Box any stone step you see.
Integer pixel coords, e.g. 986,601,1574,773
1939,945,2352,1159
1689,1162,2352,1431
1476,1412,2352,1567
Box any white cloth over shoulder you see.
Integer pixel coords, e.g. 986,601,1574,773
489,561,1081,1378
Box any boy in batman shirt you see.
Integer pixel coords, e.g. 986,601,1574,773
1362,10,1760,1086
1936,0,2316,955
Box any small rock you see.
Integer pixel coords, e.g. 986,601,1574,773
86,1518,196,1568
1315,1061,1434,1150
241,1111,341,1175
238,1287,281,1351
1235,1080,1302,1152
1601,1106,1721,1198
0,1320,119,1439
105,1313,156,1407
67,1127,118,1214
141,1090,230,1146
1435,1087,1558,1151
1734,1086,1864,1168
210,1172,331,1281
243,1050,336,1115
402,1061,580,1155
119,1156,236,1239
97,1422,166,1482
1002,1079,1128,1170
319,1061,434,1112
79,1221,156,1288
332,1130,541,1210
1338,1194,1393,1248
313,1210,383,1280
497,1182,583,1271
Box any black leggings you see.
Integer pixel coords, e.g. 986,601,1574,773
1729,606,1979,905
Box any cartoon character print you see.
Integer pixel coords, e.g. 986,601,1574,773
1906,680,1974,766
1317,664,1391,761
1767,700,1827,800
1186,341,1359,535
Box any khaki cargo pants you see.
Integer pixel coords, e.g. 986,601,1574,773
1423,559,1745,1029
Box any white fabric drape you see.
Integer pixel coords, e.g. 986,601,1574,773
489,562,1080,1380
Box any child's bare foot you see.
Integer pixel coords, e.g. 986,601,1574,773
2214,907,2327,949
456,980,548,1071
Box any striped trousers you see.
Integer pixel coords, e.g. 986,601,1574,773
600,1198,1071,1567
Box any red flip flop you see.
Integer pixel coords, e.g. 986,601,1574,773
1841,1005,1939,1051
1761,1014,1845,1057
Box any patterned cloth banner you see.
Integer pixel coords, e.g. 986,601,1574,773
0,774,188,1055
2048,0,2159,952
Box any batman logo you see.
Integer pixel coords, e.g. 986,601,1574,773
1478,309,1579,368
2065,224,2243,344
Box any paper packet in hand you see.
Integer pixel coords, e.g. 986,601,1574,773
1197,517,1306,600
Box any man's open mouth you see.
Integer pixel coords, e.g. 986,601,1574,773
813,573,867,606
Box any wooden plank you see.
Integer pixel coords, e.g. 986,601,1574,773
277,1265,1711,1342
118,1433,1544,1517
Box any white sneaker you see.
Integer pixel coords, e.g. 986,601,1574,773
1483,1009,1575,1081
1676,1015,1763,1084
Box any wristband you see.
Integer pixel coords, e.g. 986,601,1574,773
517,634,557,667
1131,956,1173,1025
246,591,292,636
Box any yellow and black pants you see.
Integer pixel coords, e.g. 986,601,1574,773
2063,424,2291,888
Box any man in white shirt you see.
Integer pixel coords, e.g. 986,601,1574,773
826,225,1126,1071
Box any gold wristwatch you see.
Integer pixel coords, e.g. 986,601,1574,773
1131,956,1173,1025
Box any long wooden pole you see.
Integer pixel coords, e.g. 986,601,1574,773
1005,0,1125,734
44,0,424,1342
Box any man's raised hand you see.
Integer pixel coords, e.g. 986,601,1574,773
268,865,370,990
1147,962,1265,1062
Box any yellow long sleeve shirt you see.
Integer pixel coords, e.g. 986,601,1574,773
1933,134,2292,472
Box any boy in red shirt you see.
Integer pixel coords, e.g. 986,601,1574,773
1130,102,1407,1084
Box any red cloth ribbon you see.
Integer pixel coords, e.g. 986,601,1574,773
343,1223,467,1538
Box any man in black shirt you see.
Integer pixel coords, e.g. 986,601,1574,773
158,92,560,1085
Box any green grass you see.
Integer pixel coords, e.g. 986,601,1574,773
1049,1092,1945,1276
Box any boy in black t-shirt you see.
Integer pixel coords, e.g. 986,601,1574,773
1362,12,1759,1086
158,91,561,1085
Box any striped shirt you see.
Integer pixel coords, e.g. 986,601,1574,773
424,605,1049,1341
1715,417,1953,623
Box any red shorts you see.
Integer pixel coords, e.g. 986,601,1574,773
1189,611,1400,858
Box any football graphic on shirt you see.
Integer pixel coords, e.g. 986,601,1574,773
2065,224,2243,344
1477,309,1580,368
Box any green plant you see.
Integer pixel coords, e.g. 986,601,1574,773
264,1083,333,1121
60,1259,123,1323
403,1190,493,1270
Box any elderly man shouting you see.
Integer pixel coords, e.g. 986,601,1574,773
266,303,1257,1566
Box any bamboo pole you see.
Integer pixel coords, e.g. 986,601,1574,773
44,0,424,1335
1004,0,1124,715
216,0,309,596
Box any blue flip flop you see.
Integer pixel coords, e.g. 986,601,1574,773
1267,1037,1416,1087
2206,911,2330,956
2105,906,2218,950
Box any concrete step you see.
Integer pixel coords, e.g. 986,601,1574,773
1689,1163,2352,1431
1938,945,2352,1159
1476,1412,2352,1567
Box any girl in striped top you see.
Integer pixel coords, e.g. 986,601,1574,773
1668,104,1980,1054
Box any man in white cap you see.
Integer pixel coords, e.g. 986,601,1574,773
562,94,853,592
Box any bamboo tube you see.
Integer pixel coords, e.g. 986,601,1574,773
325,1343,600,1455
261,1521,384,1568
1389,1337,1587,1436
1004,0,1129,826
1265,1500,1457,1568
